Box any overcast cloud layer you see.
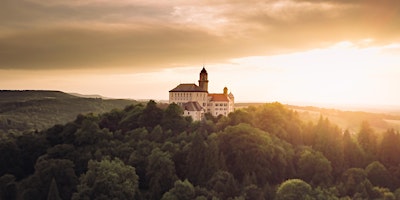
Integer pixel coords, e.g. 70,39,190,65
1,0,400,71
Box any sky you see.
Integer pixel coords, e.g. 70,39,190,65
1,0,400,107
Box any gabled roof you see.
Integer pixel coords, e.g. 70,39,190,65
208,93,229,102
169,84,207,92
183,101,203,111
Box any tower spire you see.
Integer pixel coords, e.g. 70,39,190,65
199,67,208,92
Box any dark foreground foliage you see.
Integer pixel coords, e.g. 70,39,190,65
1,101,400,199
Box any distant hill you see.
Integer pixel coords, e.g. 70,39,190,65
0,90,136,132
235,102,400,134
287,105,400,134
68,93,106,99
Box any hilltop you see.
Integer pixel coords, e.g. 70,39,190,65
236,102,400,134
0,90,136,132
2,101,400,199
3,91,400,134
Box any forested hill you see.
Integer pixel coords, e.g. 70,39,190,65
0,90,136,132
1,101,400,199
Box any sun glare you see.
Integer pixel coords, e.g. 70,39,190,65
226,41,400,106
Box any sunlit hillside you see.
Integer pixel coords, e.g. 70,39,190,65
288,105,400,134
236,103,400,134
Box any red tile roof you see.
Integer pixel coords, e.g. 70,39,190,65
208,93,229,102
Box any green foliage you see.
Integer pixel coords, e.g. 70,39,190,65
297,148,332,186
312,117,344,176
146,148,178,200
139,100,164,130
3,101,400,199
365,161,392,189
161,179,195,200
161,103,189,133
342,130,365,169
379,129,400,167
207,170,240,199
358,121,378,160
20,159,78,200
339,168,375,199
276,179,314,200
72,158,138,200
218,123,294,185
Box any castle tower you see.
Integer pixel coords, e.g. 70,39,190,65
199,67,208,92
223,87,228,96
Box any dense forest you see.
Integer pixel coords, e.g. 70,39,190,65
0,90,136,132
1,101,400,199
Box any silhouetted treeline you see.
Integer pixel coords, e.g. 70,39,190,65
1,101,400,199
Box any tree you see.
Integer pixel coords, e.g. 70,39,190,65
0,174,17,200
20,159,78,200
161,179,195,200
297,149,332,186
365,161,392,189
227,109,252,126
161,103,188,133
313,117,344,177
146,148,178,200
379,129,400,167
0,138,22,179
243,184,264,200
339,168,374,199
118,104,144,132
186,132,207,185
357,121,377,160
99,109,124,132
218,123,293,185
275,179,314,200
343,130,365,168
16,133,49,178
72,158,139,200
74,118,111,146
47,178,62,200
139,100,163,130
207,170,239,199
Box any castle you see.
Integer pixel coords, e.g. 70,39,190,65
169,67,234,121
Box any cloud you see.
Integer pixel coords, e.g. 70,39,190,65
1,0,400,71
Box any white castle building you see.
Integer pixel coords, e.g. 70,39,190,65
169,67,234,121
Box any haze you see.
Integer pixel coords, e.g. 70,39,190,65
1,0,400,108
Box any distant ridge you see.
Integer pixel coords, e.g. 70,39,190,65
0,90,77,103
68,92,107,99
0,90,136,132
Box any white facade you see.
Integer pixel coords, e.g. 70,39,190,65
184,109,202,121
169,67,234,121
169,91,208,107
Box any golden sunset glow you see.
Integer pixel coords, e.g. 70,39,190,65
1,0,400,108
